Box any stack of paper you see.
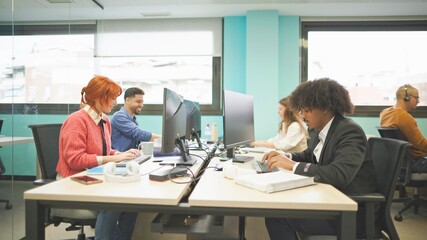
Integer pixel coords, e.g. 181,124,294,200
235,171,315,193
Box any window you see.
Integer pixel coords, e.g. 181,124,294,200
0,34,94,104
0,19,223,115
96,18,223,115
0,24,95,114
302,20,427,117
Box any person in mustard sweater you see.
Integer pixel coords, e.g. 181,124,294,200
380,84,427,173
56,75,140,240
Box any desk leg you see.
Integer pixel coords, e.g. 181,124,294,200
25,200,45,240
337,211,356,240
238,216,246,240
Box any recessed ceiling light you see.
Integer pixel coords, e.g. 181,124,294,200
140,12,171,17
46,0,74,3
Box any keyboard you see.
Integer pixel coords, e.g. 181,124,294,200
253,160,279,173
116,154,151,167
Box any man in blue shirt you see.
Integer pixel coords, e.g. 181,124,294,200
111,87,161,152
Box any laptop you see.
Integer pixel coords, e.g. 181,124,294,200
116,154,152,167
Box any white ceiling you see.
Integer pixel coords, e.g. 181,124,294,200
1,0,427,22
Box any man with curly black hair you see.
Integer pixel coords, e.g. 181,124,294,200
262,78,377,239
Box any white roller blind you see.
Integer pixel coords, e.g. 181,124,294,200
96,18,222,57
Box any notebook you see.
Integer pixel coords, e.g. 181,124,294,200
235,171,315,193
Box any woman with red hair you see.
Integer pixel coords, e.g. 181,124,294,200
56,75,140,240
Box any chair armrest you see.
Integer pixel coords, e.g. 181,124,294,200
348,193,385,203
349,193,384,240
33,179,55,186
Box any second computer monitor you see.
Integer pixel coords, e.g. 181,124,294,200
161,88,196,166
223,90,255,162
183,99,202,149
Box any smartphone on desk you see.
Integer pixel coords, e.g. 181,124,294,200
71,175,103,185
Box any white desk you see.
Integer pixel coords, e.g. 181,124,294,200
0,136,37,177
24,154,357,240
24,158,205,240
0,136,34,146
189,157,357,240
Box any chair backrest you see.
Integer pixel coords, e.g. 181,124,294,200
0,118,4,134
377,127,406,141
368,137,410,238
29,124,62,180
0,119,5,175
0,157,5,175
369,137,409,198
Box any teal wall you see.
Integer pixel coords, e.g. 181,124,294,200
1,114,67,176
246,10,280,141
4,11,427,176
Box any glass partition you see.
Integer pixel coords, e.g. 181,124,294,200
0,2,80,239
1,2,222,238
0,1,13,238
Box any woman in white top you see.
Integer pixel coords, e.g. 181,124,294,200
250,97,308,152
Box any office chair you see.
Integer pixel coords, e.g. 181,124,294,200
376,127,410,204
0,156,12,210
0,118,12,210
377,127,427,222
29,124,97,240
302,137,410,240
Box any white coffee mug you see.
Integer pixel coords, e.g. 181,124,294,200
140,142,154,156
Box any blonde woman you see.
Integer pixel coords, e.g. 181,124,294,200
250,97,307,152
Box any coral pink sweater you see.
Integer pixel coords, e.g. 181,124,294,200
56,109,117,177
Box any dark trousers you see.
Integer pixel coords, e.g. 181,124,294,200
412,157,427,173
265,217,336,240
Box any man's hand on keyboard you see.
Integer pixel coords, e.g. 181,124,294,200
262,150,295,171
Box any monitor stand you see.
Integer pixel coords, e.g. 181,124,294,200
192,130,203,149
226,148,254,163
159,138,197,166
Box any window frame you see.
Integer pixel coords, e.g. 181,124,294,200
0,23,223,115
301,20,427,117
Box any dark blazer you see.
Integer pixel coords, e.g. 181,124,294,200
292,114,377,195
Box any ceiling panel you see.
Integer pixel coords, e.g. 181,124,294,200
0,0,426,21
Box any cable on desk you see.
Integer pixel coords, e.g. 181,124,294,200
140,165,166,176
169,166,195,184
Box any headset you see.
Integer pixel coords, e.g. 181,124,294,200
103,162,140,183
403,85,410,102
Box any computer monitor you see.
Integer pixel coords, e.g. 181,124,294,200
183,99,202,149
160,88,197,166
223,90,255,162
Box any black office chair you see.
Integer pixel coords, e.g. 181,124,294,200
377,127,427,222
0,118,12,210
302,137,411,240
29,124,97,240
0,156,12,210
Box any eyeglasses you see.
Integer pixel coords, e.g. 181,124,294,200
410,95,420,100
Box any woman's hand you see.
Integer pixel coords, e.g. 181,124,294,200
107,149,140,163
